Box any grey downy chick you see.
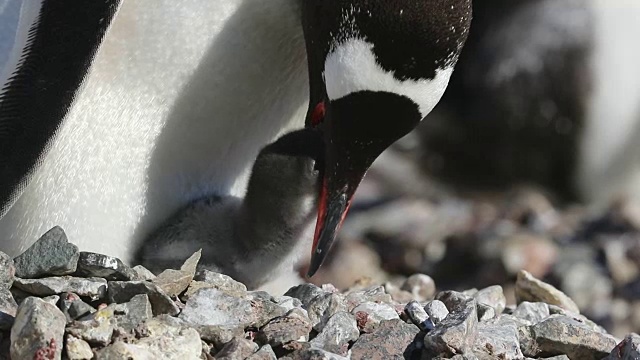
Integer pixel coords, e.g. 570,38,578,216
135,128,323,289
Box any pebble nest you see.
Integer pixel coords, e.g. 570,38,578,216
1,225,639,359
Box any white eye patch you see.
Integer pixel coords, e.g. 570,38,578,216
323,38,454,118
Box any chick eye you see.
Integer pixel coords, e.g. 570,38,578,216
311,101,326,127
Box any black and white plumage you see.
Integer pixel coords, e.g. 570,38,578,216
0,0,472,284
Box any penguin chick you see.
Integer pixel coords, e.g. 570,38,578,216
136,128,324,289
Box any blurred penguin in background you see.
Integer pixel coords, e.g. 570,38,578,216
420,0,640,205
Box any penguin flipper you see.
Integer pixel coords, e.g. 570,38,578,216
0,0,121,215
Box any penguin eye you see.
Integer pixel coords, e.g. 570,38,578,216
311,101,326,127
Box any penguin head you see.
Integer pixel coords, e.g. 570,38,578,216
302,0,472,275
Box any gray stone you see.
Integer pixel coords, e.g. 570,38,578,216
274,295,303,312
344,286,393,311
75,252,137,281
247,345,277,360
405,300,434,332
603,333,640,359
401,273,436,301
436,291,473,312
351,319,421,360
284,283,327,307
13,276,107,300
66,305,117,346
425,300,449,324
65,334,94,360
214,338,258,360
180,287,254,327
472,319,523,360
306,293,348,332
258,308,312,347
546,304,606,333
197,325,244,349
476,303,496,322
152,250,201,297
310,312,359,355
282,342,349,360
515,270,580,314
249,291,289,328
513,301,550,324
113,294,153,332
108,280,179,316
10,297,66,360
193,268,247,293
41,295,60,306
96,317,201,359
59,292,96,322
424,295,478,357
0,252,14,289
132,265,156,281
0,288,17,331
352,301,399,333
13,226,79,278
531,315,618,359
474,285,507,315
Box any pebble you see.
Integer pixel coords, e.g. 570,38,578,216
604,333,640,359
310,311,359,355
113,293,153,332
425,300,449,324
351,319,421,359
472,319,523,359
424,294,478,357
513,301,550,324
258,308,312,347
132,264,156,281
476,303,496,322
0,252,14,289
0,288,17,331
13,276,107,300
474,285,507,315
247,345,277,360
214,337,259,360
10,297,66,360
405,300,434,332
515,270,580,314
96,317,201,359
65,334,94,360
193,268,247,293
531,315,619,360
59,292,96,322
305,293,349,332
108,280,179,316
282,342,349,360
284,283,327,307
152,250,201,297
66,305,117,346
13,226,79,278
400,273,436,301
180,287,254,327
75,252,137,281
352,301,399,333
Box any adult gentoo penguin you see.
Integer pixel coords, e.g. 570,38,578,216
0,1,471,281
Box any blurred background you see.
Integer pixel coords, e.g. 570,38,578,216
299,0,640,338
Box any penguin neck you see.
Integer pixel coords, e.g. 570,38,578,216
234,179,316,262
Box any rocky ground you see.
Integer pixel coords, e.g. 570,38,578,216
1,222,640,359
3,137,640,359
